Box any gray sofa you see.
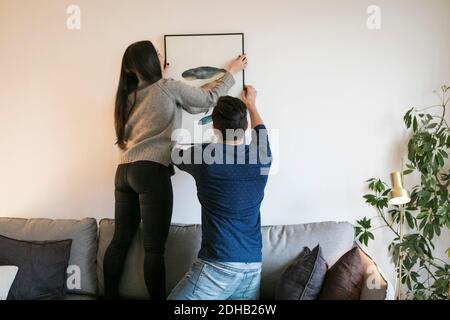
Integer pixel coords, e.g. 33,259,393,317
0,217,394,300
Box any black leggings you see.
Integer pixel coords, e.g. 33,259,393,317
103,161,173,300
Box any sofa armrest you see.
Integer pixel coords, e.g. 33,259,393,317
355,243,395,300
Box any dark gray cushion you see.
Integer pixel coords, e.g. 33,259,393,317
275,245,328,300
0,234,72,300
0,218,98,295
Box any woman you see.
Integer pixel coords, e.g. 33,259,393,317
103,40,247,300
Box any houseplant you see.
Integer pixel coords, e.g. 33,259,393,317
356,85,450,300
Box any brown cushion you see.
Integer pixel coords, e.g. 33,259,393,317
318,247,366,300
359,248,388,300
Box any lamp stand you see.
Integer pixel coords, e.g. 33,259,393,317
395,204,405,300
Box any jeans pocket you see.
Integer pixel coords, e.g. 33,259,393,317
242,271,261,299
193,263,238,299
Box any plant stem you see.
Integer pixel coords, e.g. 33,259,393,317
438,89,447,128
416,104,443,112
423,263,438,281
438,105,446,128
371,225,391,231
430,116,449,128
378,207,400,237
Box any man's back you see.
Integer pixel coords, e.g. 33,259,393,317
173,125,271,262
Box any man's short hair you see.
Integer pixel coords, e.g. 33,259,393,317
212,96,248,141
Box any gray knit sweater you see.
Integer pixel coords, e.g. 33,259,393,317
118,72,235,166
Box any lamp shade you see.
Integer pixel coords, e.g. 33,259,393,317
388,171,411,205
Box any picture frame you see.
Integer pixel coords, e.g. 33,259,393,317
164,33,245,144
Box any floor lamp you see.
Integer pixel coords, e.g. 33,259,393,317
388,171,411,300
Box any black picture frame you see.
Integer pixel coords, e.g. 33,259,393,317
164,33,246,89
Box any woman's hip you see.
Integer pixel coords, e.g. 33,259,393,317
116,160,173,195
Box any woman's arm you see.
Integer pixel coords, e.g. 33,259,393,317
164,72,235,113
179,80,223,114
162,55,248,113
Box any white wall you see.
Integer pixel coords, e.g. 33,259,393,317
0,0,449,284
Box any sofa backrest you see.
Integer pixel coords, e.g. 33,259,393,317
97,219,201,299
0,217,98,296
97,220,355,299
260,221,355,298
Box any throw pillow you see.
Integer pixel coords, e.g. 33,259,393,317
275,244,328,300
318,246,366,300
0,234,72,300
0,266,19,300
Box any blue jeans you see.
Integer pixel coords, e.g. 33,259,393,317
168,259,262,300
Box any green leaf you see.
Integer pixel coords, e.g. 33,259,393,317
434,223,441,237
405,211,415,229
375,180,386,192
358,230,374,246
404,108,413,128
436,153,444,167
356,217,372,229
416,210,428,219
419,217,427,230
413,117,418,132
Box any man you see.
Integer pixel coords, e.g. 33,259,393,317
168,85,272,300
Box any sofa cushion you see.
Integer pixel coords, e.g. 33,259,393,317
275,245,328,300
357,246,389,300
0,218,98,296
97,219,201,299
0,235,72,300
261,221,355,299
319,247,366,300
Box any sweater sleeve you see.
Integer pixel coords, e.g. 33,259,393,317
160,72,235,114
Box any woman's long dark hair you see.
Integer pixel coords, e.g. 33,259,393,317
115,41,162,149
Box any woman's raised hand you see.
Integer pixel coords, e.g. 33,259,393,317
226,54,248,75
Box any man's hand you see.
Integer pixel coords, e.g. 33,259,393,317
242,85,257,110
242,85,263,128
226,54,248,75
